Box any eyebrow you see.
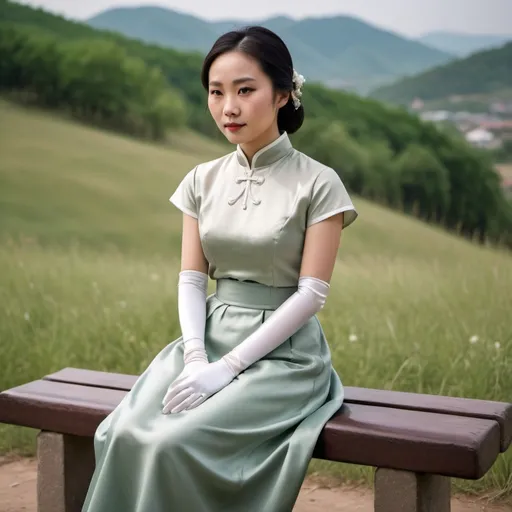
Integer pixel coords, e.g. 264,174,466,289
208,77,257,87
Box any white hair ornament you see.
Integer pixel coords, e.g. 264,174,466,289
291,69,305,110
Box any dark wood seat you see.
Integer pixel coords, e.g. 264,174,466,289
1,367,511,512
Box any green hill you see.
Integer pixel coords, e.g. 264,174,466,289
0,99,476,258
0,97,510,295
2,0,511,248
87,6,454,93
371,41,512,105
1,101,511,497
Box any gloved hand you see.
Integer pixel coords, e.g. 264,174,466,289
161,269,212,414
161,360,207,408
162,359,236,414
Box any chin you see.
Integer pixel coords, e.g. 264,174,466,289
223,130,249,144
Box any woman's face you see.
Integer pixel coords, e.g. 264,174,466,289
207,51,288,153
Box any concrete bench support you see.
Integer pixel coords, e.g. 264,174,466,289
37,431,95,512
374,468,451,512
36,432,453,512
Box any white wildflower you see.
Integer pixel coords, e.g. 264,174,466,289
469,335,479,344
495,342,501,350
119,301,127,308
24,312,30,321
349,334,358,343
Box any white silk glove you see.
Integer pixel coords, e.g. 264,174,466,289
222,276,330,375
161,270,209,413
177,270,209,365
163,276,330,414
162,359,236,414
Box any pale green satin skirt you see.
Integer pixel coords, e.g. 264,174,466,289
82,279,344,512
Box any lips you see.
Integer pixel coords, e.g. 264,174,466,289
224,123,245,132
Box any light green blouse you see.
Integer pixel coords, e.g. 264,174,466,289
170,132,357,287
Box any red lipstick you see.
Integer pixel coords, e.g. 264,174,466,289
225,123,245,132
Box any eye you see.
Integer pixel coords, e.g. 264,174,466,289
239,87,254,95
209,90,222,96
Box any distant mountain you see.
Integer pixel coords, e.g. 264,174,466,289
87,7,219,54
87,7,454,93
417,31,512,57
370,41,512,105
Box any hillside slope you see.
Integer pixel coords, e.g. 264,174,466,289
0,99,505,264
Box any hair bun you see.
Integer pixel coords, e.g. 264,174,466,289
278,98,304,135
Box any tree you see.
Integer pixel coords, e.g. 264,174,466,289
293,119,371,195
394,144,450,222
1,8,511,248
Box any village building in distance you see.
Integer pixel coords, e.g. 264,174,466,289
410,96,512,150
409,97,512,196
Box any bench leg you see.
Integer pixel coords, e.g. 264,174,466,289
37,431,95,512
374,468,451,512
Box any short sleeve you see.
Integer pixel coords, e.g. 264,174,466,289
307,167,358,228
169,167,198,218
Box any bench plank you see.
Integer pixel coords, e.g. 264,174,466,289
44,367,137,392
344,386,512,453
43,367,512,452
0,380,125,437
0,378,501,479
315,405,500,480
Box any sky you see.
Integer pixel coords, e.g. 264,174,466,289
16,0,512,38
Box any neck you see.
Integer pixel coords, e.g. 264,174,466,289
239,125,281,167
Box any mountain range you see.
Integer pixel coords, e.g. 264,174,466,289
417,31,512,57
3,0,511,113
87,6,455,93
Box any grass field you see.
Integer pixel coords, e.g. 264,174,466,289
1,100,511,499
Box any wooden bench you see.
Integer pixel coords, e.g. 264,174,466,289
1,367,511,512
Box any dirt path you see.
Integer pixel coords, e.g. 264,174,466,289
0,456,510,512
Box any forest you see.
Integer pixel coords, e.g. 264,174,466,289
1,0,511,248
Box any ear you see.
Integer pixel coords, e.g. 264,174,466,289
275,90,290,110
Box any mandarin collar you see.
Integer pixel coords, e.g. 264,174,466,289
235,132,293,170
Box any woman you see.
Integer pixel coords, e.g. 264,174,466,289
82,25,357,512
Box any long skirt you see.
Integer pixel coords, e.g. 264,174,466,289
82,278,344,512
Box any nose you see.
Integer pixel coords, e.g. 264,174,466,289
223,95,241,118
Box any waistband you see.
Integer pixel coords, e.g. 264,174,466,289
215,279,297,310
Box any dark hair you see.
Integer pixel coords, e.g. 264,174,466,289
201,26,304,134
